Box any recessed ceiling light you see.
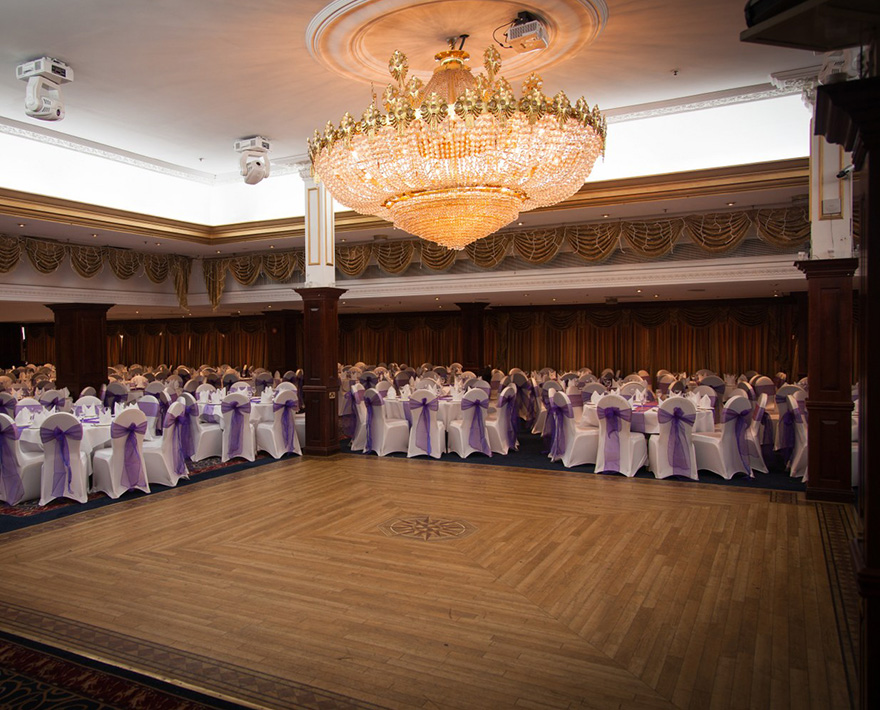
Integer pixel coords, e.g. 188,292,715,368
267,305,272,308
135,311,139,314
341,238,346,242
434,297,439,300
636,289,642,293
518,221,523,226
654,294,659,298
602,214,609,218
523,293,529,297
17,223,25,228
155,242,161,246
727,201,736,206
91,233,98,238
552,298,556,301
216,250,221,254
269,245,274,249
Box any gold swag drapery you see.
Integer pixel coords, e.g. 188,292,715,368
0,234,192,308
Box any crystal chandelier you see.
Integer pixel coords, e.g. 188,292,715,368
308,40,606,250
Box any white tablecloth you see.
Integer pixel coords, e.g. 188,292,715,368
580,404,714,435
19,422,112,455
382,397,462,427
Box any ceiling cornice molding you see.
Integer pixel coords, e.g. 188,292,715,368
0,282,182,307
0,118,217,184
0,158,808,247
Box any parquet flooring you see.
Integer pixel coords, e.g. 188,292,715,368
0,456,852,710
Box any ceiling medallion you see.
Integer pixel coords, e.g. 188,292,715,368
308,38,606,250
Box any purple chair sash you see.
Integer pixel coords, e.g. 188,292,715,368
221,400,251,458
597,405,632,472
657,407,696,478
548,400,574,460
273,398,298,453
163,411,191,477
721,407,752,475
0,400,14,419
0,424,23,504
779,408,796,452
40,421,83,497
17,403,43,414
409,397,439,456
460,397,490,455
498,391,519,449
567,392,584,408
363,392,382,454
41,395,66,411
111,420,148,489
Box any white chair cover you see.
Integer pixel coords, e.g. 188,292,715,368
447,389,491,458
143,400,191,488
486,385,518,455
0,413,42,505
788,395,808,479
594,394,647,477
548,390,598,468
692,396,754,480
220,392,256,462
256,389,302,458
39,412,90,505
348,383,368,452
361,388,408,456
136,394,161,440
183,391,222,462
648,397,699,480
406,388,446,459
93,407,150,498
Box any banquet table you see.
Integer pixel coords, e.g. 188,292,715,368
580,403,714,435
198,399,274,429
382,395,463,427
18,418,112,455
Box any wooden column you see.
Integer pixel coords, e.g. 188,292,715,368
264,309,302,374
0,323,23,368
294,287,344,456
47,303,112,396
814,75,880,710
796,258,857,503
456,302,488,374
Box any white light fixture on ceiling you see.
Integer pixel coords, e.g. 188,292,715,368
16,57,73,121
309,33,606,250
234,136,271,185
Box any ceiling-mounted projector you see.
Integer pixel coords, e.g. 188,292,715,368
234,136,271,185
16,57,73,121
506,12,548,54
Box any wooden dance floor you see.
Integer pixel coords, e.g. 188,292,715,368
0,456,855,709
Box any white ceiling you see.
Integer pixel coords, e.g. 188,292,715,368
0,1,819,321
0,0,817,174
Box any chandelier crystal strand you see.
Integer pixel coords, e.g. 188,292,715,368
309,45,606,250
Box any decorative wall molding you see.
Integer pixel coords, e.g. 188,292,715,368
0,283,182,308
0,159,809,250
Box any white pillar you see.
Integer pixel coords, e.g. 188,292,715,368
301,171,336,287
808,129,854,260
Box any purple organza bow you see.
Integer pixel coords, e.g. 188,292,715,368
41,421,83,497
363,393,382,453
0,400,14,419
409,396,439,455
42,395,66,411
460,397,490,455
779,409,796,451
111,420,148,489
722,407,752,476
498,391,519,449
221,399,251,458
657,406,696,478
156,397,169,433
163,411,193,476
0,424,23,505
597,405,632,472
273,398,298,453
548,400,574,460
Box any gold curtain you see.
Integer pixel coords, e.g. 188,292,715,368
684,212,752,253
565,223,620,263
0,235,191,308
754,207,810,248
484,302,798,376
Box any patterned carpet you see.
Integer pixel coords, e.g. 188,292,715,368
0,631,252,709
